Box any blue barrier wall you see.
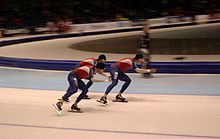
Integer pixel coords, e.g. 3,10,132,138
0,56,220,74
0,25,220,74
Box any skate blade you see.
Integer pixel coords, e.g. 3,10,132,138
52,104,62,115
97,100,108,105
83,97,91,100
112,100,128,103
68,109,83,113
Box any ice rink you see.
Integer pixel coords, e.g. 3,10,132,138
0,88,220,139
1,26,220,138
0,67,220,139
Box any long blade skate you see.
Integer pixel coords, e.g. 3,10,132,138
68,109,83,113
52,104,62,115
112,99,128,103
97,100,108,105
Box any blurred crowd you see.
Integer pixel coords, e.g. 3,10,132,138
0,0,219,29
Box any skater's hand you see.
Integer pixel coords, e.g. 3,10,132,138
103,74,112,82
150,68,157,73
104,76,112,82
104,79,111,82
108,75,112,81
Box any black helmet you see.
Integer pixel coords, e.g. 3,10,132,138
97,54,106,61
134,53,144,60
95,62,105,69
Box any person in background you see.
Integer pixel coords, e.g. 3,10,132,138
138,22,152,78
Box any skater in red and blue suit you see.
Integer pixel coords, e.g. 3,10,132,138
54,62,109,112
98,53,156,104
76,54,106,68
63,54,107,101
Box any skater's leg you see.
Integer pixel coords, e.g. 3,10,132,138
71,80,88,111
99,78,118,103
54,74,78,111
75,80,88,103
118,73,131,94
66,86,72,94
104,67,119,95
98,68,118,104
86,80,93,89
105,73,118,96
112,73,131,101
62,74,78,101
83,79,93,99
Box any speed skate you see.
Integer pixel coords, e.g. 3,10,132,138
97,100,108,105
68,109,83,113
112,99,128,103
52,104,62,115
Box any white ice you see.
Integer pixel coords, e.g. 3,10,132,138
0,87,220,139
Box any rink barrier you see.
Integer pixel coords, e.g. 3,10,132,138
1,20,220,47
0,56,219,74
0,27,141,47
1,20,220,74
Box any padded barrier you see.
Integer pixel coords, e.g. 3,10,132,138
0,56,220,74
0,24,220,74
0,27,141,47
